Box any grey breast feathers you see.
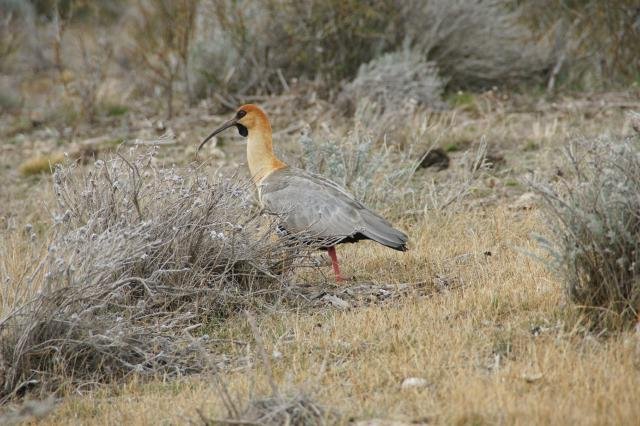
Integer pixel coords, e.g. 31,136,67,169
258,168,408,250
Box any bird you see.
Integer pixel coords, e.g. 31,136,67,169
198,104,408,282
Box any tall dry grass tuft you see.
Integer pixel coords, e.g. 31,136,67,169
0,148,316,403
532,135,640,330
198,312,335,425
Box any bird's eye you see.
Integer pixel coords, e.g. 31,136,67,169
237,110,246,118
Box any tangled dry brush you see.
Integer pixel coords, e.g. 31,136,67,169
0,148,318,403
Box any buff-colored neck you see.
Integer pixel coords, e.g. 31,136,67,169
246,116,286,183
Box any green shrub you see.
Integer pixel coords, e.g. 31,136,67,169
532,135,640,330
103,103,129,117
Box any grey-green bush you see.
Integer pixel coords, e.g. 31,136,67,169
403,0,552,90
522,0,640,90
191,0,550,103
296,127,487,216
532,135,640,329
0,148,313,402
340,47,446,114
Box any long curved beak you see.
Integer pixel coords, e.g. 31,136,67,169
196,117,237,159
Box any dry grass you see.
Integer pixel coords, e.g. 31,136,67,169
3,6,640,422
1,92,640,424
18,153,65,176
18,207,640,425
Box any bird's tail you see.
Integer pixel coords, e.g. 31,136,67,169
360,210,408,251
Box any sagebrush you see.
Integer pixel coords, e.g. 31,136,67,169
0,148,316,402
340,47,445,114
532,135,640,329
191,0,551,104
296,126,488,216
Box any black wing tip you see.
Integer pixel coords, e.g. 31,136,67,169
388,240,408,252
372,233,408,251
363,228,409,252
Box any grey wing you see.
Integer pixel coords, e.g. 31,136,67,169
261,176,365,239
260,169,408,250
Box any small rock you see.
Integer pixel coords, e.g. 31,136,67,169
629,111,640,134
485,152,506,168
321,294,350,310
155,120,166,133
509,192,537,210
401,377,430,390
353,420,426,426
521,372,543,383
419,148,449,170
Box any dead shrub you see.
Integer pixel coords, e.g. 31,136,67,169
192,0,403,104
126,0,199,118
193,0,550,104
71,32,115,123
29,1,119,129
0,147,315,403
523,0,640,89
0,0,33,72
531,135,640,330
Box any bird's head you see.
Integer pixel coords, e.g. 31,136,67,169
197,104,269,156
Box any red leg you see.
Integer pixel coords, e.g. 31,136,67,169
326,246,345,282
